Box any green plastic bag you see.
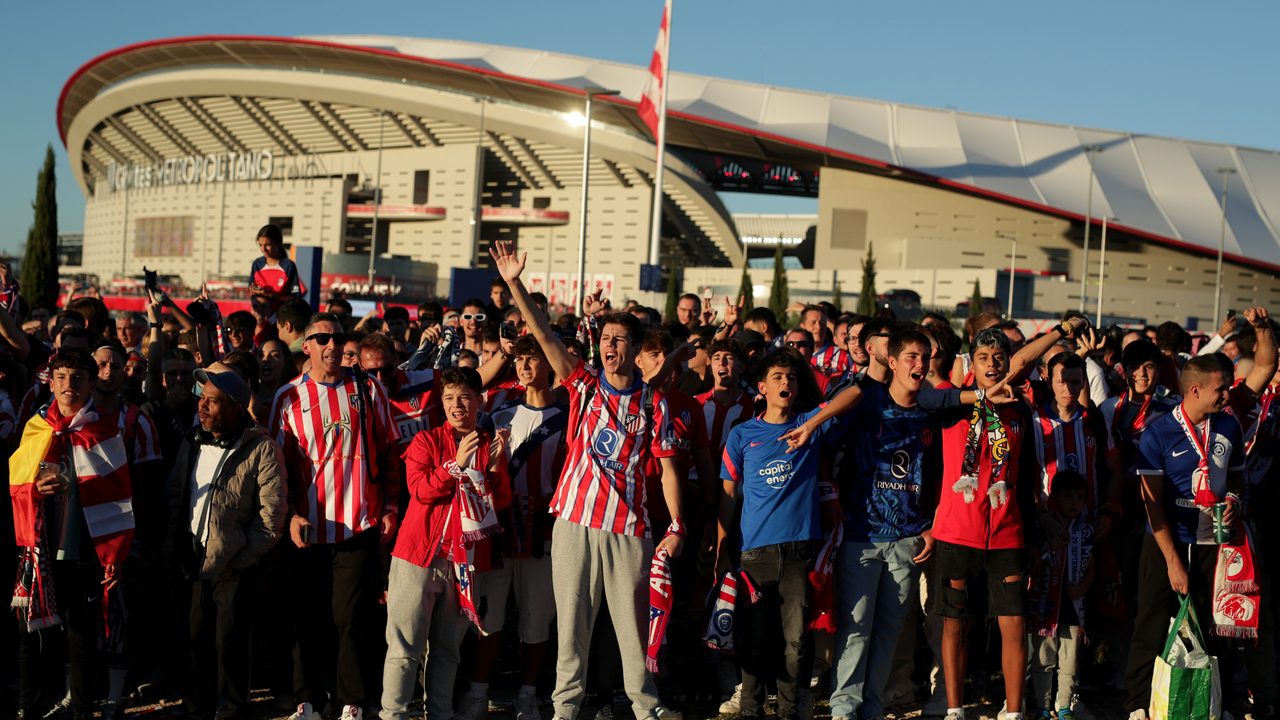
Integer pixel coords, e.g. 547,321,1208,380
1149,594,1221,720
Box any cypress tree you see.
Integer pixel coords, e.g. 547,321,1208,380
968,278,983,320
856,242,877,316
832,274,844,313
663,257,680,321
21,145,59,312
737,260,754,312
768,245,788,321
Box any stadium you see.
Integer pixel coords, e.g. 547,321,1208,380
59,34,1280,326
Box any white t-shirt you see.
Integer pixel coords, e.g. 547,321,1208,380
190,445,232,545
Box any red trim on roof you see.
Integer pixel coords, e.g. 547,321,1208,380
58,34,1280,274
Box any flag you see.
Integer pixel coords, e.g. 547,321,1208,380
637,0,671,140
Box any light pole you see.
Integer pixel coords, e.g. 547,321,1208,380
998,232,1017,317
1078,144,1104,312
1213,167,1236,324
367,110,386,290
1095,216,1114,327
470,97,489,268
573,88,620,314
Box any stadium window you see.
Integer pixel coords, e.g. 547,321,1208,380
534,197,551,209
268,216,294,236
413,171,430,204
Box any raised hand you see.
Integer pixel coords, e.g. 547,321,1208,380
1244,306,1270,329
488,240,527,284
583,288,607,317
700,295,717,326
723,295,744,327
1218,313,1240,338
1076,327,1101,357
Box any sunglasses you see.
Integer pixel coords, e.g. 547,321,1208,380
306,332,345,346
372,365,397,378
461,313,486,322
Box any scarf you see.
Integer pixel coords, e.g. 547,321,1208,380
1242,387,1275,457
1212,521,1260,639
1031,513,1094,638
807,524,843,633
703,569,761,652
1032,405,1099,510
1172,405,1217,508
444,463,502,632
1112,390,1152,448
10,402,134,631
646,547,674,672
954,399,1009,503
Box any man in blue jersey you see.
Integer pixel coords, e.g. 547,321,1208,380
716,350,844,720
783,330,1014,720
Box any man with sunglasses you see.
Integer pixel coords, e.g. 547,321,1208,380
270,313,403,720
459,299,490,358
785,328,830,395
358,333,443,452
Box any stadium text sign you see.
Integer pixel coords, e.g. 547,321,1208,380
105,149,275,193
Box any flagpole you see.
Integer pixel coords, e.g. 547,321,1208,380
646,0,671,268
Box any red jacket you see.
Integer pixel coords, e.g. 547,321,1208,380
392,424,512,569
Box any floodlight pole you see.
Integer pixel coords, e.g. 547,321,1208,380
575,88,620,315
367,110,386,290
1095,216,1111,327
1002,233,1017,317
1078,144,1104,312
1213,168,1236,324
470,98,489,268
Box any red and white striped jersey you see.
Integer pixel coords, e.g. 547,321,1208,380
549,361,676,537
270,372,401,544
117,403,161,466
484,380,526,414
695,389,756,462
1030,403,1114,511
811,344,852,377
490,400,568,556
388,369,441,447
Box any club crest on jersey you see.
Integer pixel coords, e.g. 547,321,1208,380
625,413,644,434
350,394,361,410
409,396,420,411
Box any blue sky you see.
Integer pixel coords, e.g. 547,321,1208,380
2,0,1277,254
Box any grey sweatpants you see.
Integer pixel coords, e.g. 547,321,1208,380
1031,625,1081,712
380,557,470,720
550,519,660,720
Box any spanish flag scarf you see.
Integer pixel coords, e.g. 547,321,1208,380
10,401,134,631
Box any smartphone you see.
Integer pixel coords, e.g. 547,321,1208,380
144,266,159,294
1226,309,1236,319
500,322,518,341
302,524,313,545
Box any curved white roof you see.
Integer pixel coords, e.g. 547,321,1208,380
310,35,1280,270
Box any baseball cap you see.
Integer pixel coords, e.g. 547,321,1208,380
194,362,251,409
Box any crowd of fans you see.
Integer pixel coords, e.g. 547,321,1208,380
1,228,1278,720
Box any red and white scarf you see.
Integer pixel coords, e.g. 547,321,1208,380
1213,520,1261,639
10,401,134,631
1172,404,1217,508
1031,514,1094,639
444,464,501,632
703,569,761,652
807,524,843,633
646,547,674,672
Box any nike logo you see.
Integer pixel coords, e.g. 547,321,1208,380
749,441,765,448
1171,449,1191,458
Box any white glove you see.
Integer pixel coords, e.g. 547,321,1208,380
952,475,979,504
987,481,1009,509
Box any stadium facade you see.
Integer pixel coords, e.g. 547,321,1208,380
59,35,1280,325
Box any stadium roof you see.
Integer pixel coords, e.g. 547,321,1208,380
59,34,1280,272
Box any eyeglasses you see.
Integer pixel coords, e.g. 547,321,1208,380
306,332,345,346
786,341,814,349
461,313,486,322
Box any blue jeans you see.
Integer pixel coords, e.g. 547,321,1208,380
828,537,924,720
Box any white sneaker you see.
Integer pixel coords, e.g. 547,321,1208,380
1127,711,1148,720
718,685,743,715
516,693,541,720
455,694,490,720
339,706,362,720
288,703,322,720
649,706,682,720
944,712,965,720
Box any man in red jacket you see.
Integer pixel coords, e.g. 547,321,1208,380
380,367,511,720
